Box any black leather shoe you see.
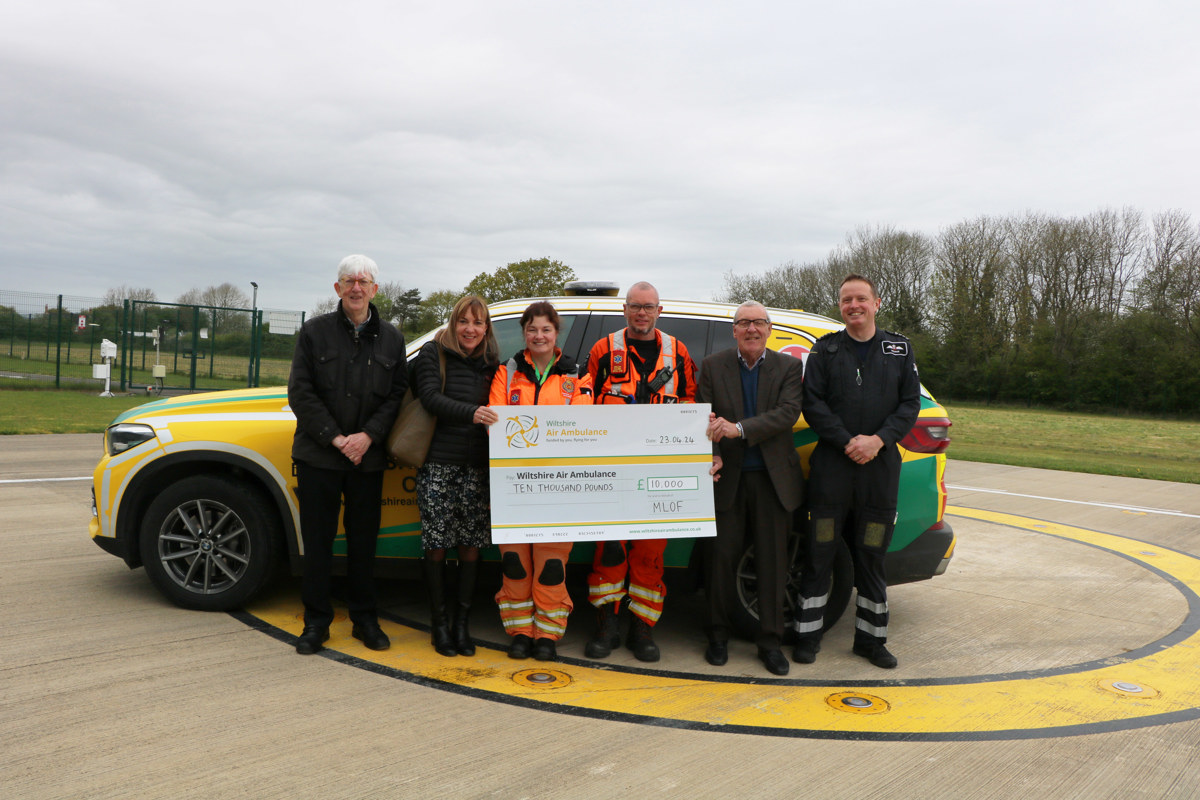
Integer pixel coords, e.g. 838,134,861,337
508,633,533,660
758,647,790,676
295,626,329,655
352,622,391,651
704,639,728,666
532,638,558,662
853,642,898,669
792,637,821,664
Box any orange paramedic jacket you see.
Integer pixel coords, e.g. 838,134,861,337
489,348,594,407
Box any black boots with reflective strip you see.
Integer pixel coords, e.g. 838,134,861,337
584,602,621,658
626,615,660,662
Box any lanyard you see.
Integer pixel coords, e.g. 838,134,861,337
532,357,554,386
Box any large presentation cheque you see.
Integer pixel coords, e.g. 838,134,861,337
489,404,717,545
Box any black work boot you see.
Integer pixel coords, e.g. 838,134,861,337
584,602,621,658
453,559,477,656
792,635,821,664
853,641,898,669
626,615,661,662
424,558,457,657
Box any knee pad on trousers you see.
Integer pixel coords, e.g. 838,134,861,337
538,559,565,586
599,540,626,567
807,505,845,555
854,507,897,553
501,551,527,580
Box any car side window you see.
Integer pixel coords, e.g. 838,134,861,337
656,316,713,363
492,314,579,364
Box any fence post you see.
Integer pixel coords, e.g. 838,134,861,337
208,306,216,379
253,309,262,387
190,305,200,391
53,296,63,388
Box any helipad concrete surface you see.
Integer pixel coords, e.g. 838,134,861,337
3,434,1200,799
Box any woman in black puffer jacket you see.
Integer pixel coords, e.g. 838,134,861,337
413,295,500,657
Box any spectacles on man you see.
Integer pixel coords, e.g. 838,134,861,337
339,277,375,288
625,303,659,313
733,318,769,330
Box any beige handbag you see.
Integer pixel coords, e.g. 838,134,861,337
387,344,445,468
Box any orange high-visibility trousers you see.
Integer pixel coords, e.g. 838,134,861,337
495,542,574,641
586,538,667,626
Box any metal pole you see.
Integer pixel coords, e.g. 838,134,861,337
54,296,63,388
249,282,258,387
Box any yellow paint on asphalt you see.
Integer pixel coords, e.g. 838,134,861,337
245,506,1200,738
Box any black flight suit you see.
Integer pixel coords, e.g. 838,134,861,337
796,328,920,650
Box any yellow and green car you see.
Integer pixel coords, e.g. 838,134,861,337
90,290,953,638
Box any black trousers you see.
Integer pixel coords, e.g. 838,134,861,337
296,461,384,629
797,443,900,647
707,470,789,649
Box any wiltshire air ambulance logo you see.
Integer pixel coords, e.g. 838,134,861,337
504,414,540,448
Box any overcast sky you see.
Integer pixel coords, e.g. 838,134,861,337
2,1,1197,314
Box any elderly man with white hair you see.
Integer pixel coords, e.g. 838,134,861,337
288,255,408,655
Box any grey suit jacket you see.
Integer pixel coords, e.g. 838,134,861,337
696,347,805,513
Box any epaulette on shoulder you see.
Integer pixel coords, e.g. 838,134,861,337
879,329,910,341
813,329,841,353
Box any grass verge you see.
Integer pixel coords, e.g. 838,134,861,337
0,388,163,434
942,401,1200,484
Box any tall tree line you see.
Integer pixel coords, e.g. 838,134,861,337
717,208,1200,414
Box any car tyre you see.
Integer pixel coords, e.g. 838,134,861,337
139,475,280,611
730,531,853,642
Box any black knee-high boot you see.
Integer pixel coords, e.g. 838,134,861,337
425,558,457,657
454,560,477,656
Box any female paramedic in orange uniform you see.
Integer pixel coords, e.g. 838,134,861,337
488,301,593,662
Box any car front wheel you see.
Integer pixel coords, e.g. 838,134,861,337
731,531,853,642
139,475,280,611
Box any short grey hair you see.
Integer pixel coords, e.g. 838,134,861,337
336,254,379,283
734,301,770,323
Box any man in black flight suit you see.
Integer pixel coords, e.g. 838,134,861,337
793,273,920,669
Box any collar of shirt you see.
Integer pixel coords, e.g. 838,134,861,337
345,308,372,333
737,349,766,370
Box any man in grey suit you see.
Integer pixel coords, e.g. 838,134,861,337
697,301,805,676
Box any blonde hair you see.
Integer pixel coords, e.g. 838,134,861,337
435,295,499,364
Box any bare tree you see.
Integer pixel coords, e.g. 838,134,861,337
1086,207,1144,316
715,260,841,316
1136,209,1198,318
835,225,934,333
176,283,251,332
103,285,157,305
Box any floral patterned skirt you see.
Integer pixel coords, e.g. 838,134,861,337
415,462,491,550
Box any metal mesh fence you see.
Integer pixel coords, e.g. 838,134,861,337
0,289,305,393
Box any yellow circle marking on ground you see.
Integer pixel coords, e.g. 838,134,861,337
245,506,1200,739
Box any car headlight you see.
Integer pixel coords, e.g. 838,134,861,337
107,423,157,456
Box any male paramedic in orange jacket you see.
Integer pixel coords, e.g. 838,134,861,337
583,281,697,662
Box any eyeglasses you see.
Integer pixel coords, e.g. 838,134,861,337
339,277,375,288
733,318,769,330
625,303,659,313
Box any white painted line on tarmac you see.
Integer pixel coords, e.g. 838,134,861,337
948,484,1200,519
0,476,91,484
